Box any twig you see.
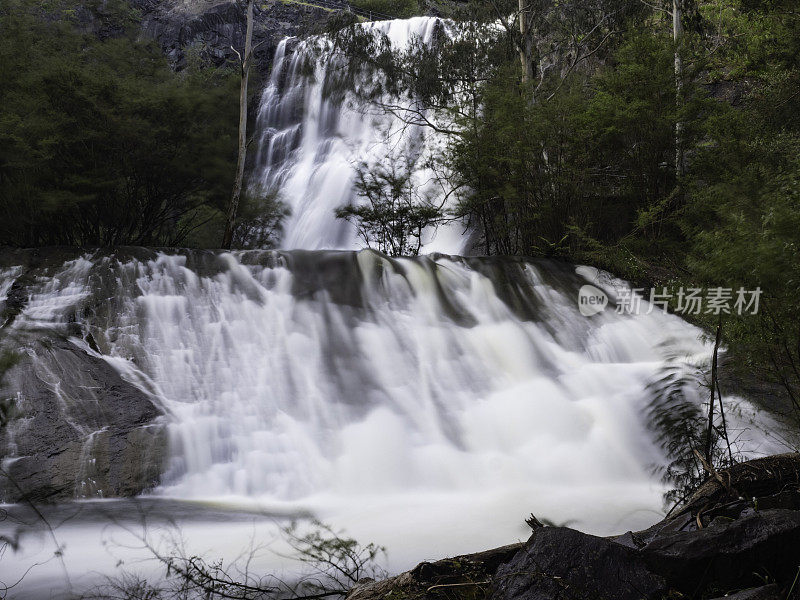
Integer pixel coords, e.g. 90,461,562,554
693,449,735,497
426,581,491,593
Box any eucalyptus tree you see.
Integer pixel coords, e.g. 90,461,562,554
222,0,256,250
635,0,704,175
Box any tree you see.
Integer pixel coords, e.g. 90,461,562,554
228,188,289,249
336,154,444,257
518,0,535,85
0,0,240,247
222,0,256,250
635,0,699,175
678,0,800,421
673,0,685,175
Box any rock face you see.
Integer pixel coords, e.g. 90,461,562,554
347,455,800,600
0,337,165,503
132,0,349,74
0,248,173,503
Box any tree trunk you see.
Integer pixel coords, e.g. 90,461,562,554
673,0,684,177
518,0,534,85
222,0,255,250
704,320,723,464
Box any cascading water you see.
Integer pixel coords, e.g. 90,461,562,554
117,251,679,507
251,17,464,254
2,249,780,524
0,249,786,597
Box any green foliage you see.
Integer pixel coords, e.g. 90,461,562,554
684,123,800,415
671,0,800,415
349,0,420,19
0,0,281,248
336,154,444,256
229,189,291,249
451,30,692,255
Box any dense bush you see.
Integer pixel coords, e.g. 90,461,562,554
0,0,263,248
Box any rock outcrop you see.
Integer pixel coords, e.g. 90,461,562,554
0,337,165,503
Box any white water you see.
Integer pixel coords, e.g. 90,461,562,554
139,254,672,506
251,17,464,253
0,250,786,598
3,252,777,523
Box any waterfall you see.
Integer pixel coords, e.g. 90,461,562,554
250,17,465,254
3,248,781,541
0,18,788,594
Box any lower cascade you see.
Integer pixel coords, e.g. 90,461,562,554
0,249,776,535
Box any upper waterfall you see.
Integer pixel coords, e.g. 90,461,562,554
250,17,465,254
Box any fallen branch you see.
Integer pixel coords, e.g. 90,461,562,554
426,581,491,593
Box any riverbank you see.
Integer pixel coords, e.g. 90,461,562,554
347,453,800,600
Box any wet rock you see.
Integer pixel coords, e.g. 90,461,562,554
0,338,165,502
708,585,782,600
491,527,668,600
641,509,800,596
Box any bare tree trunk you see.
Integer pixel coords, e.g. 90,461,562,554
518,0,534,85
222,0,255,250
704,320,722,464
673,0,684,177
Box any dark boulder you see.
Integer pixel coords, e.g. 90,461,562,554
641,509,800,596
491,527,668,600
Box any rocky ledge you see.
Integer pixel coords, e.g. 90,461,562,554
347,454,800,600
